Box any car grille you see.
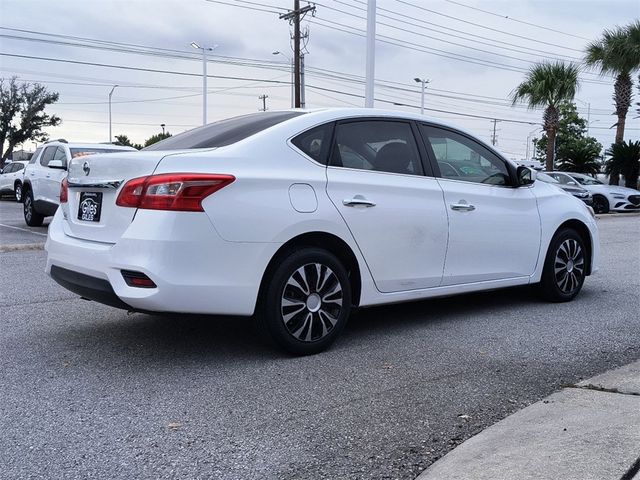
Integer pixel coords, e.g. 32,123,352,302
628,195,640,206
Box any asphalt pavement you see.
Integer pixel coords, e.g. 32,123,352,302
1,200,639,480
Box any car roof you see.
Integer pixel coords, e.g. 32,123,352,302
44,141,136,150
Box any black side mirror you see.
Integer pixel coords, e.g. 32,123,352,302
517,166,535,186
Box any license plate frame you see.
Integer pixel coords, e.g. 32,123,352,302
77,191,103,222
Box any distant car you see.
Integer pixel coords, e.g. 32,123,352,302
535,171,592,206
46,109,599,355
21,140,136,226
547,171,640,214
0,160,29,201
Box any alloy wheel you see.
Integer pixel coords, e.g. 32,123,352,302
592,196,607,214
24,196,32,222
280,263,343,342
554,238,584,294
15,185,22,202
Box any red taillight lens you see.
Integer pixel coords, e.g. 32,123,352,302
116,173,235,212
60,177,68,203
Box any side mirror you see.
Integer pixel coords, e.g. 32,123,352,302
48,160,67,170
567,181,577,186
517,166,536,186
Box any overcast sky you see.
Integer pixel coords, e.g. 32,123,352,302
1,0,638,159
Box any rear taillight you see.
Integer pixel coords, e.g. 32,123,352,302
60,177,68,203
116,173,235,212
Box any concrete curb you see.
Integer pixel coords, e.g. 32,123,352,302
416,360,640,480
0,242,45,253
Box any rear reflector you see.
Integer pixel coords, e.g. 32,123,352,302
116,173,235,212
121,270,157,288
60,177,68,203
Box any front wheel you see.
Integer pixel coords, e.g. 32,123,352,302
592,195,609,214
260,247,352,355
539,228,586,302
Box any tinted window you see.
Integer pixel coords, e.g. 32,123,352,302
12,163,25,173
330,121,424,176
29,147,42,164
291,123,334,164
40,146,57,167
53,147,68,165
144,111,305,151
420,125,510,186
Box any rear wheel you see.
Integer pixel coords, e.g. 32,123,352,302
14,182,22,202
540,228,586,302
592,195,609,214
23,189,44,227
260,247,352,355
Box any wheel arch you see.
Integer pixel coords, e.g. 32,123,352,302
554,219,593,276
258,231,362,308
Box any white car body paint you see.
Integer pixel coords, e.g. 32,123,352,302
46,108,599,317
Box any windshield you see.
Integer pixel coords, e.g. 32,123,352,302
572,174,603,185
535,172,559,184
143,111,305,151
70,148,132,158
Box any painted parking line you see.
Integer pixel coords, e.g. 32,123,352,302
0,223,48,237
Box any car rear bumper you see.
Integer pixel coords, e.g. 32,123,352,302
45,209,279,316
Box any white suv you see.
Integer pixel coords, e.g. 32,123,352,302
22,140,136,226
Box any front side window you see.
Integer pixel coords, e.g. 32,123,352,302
330,120,423,176
40,146,57,167
29,147,42,164
291,123,333,165
420,125,510,186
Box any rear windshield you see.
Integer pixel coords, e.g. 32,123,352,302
70,148,132,158
143,111,305,151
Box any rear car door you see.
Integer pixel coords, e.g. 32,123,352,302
419,124,541,285
325,119,449,293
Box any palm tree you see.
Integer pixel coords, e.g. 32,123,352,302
557,140,602,176
512,62,580,171
605,141,640,189
585,21,640,148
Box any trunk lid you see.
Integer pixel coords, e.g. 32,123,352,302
62,151,184,243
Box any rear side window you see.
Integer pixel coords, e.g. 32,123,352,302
29,147,42,164
330,120,424,176
144,111,305,151
13,163,25,172
291,123,334,165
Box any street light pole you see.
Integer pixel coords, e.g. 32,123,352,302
273,51,294,108
108,84,119,143
414,78,430,115
364,0,376,107
191,42,217,125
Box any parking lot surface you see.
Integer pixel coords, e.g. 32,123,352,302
1,200,639,480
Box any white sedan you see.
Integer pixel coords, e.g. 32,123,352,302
547,171,640,214
46,109,599,354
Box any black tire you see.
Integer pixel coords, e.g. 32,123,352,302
539,228,587,302
592,195,609,214
14,182,22,202
259,247,352,355
23,189,44,227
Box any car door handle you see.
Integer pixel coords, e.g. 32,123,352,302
450,202,475,212
343,196,376,207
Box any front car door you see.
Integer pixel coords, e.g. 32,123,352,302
325,119,449,293
43,146,69,206
419,124,541,286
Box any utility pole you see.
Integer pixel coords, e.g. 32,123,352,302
365,0,376,107
258,94,269,111
490,119,501,146
279,1,315,108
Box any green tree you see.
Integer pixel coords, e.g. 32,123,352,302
115,134,143,150
533,102,602,174
511,62,580,171
605,140,640,189
585,20,640,183
0,77,61,168
144,132,172,147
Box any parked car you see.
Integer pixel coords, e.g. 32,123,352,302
535,171,593,206
22,140,136,226
547,171,640,214
46,109,599,355
0,160,29,201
